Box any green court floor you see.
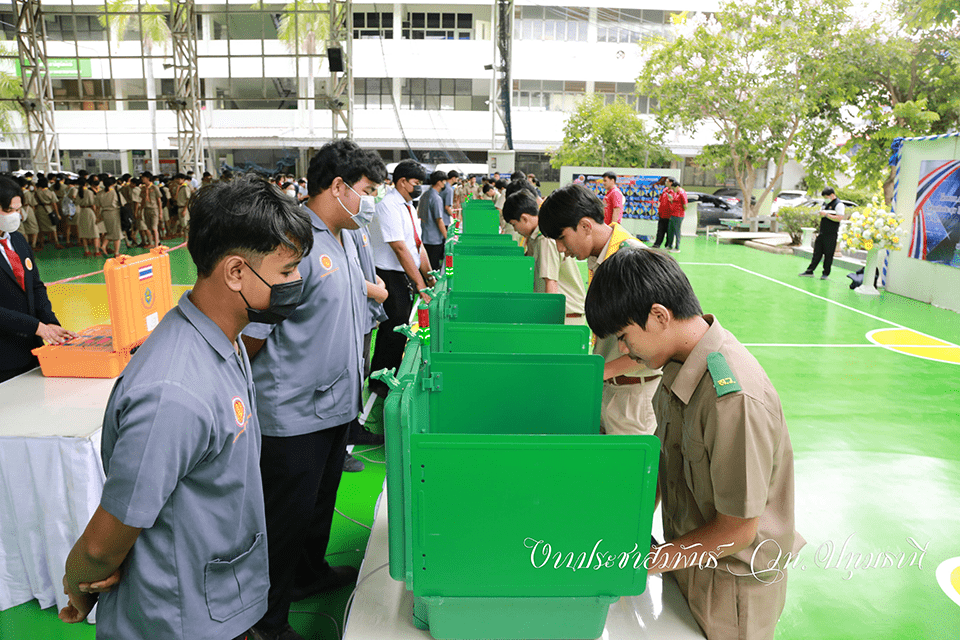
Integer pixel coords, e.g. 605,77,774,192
2,235,959,639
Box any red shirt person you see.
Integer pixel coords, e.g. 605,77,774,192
601,171,624,225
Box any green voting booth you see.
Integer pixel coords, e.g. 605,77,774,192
374,228,660,640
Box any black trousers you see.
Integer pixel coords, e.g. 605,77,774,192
806,232,838,276
257,423,350,631
424,243,445,272
652,217,671,248
0,363,35,384
370,268,414,396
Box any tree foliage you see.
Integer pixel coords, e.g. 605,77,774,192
637,0,849,219
825,11,960,202
550,94,673,170
0,41,22,135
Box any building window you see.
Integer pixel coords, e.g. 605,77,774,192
593,82,658,114
514,7,587,42
597,9,668,43
51,78,114,111
354,77,394,109
402,12,473,40
512,79,586,112
353,12,393,39
44,12,108,41
400,77,484,110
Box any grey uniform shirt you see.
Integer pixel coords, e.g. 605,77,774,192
439,184,454,226
98,291,268,640
419,188,445,246
244,207,366,436
347,227,387,334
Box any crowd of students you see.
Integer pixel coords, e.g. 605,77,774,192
0,147,799,640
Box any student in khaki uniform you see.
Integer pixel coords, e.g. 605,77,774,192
17,178,40,249
74,179,101,257
34,177,62,250
501,189,586,325
585,248,803,640
538,183,660,435
174,173,193,239
95,177,125,256
139,172,163,247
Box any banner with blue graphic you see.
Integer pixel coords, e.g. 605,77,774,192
572,174,664,220
911,160,960,268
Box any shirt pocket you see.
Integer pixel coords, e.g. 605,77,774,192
680,429,709,506
314,368,348,419
203,532,269,622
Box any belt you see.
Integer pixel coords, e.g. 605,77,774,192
608,374,661,386
565,313,583,318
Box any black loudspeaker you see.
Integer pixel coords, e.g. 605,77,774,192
327,47,344,72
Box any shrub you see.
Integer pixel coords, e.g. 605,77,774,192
778,205,821,245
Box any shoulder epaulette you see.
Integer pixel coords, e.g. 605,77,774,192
707,352,741,397
619,240,632,250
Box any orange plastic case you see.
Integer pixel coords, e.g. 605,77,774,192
33,247,175,378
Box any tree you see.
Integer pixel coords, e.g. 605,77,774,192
637,0,849,220
255,0,329,134
549,94,673,170
100,0,171,174
0,41,23,137
826,12,960,203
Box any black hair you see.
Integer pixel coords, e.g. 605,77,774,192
494,178,508,190
538,183,604,239
481,184,494,195
447,170,460,180
504,178,538,199
821,186,835,196
429,170,447,186
510,171,525,181
203,171,212,178
306,139,386,197
121,173,131,182
0,175,22,210
36,175,49,189
602,171,617,181
502,191,539,223
104,176,117,189
141,171,153,180
187,173,314,278
77,177,87,200
585,248,702,338
392,159,426,185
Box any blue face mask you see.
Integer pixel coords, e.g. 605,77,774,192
238,261,303,324
338,183,376,228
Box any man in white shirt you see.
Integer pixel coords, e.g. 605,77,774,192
368,160,434,399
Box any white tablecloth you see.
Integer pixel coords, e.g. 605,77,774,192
0,368,115,613
344,484,706,639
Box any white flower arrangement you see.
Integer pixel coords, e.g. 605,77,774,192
840,200,905,253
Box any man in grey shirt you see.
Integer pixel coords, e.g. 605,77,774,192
419,170,448,271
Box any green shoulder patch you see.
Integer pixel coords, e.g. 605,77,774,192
619,240,632,251
707,352,741,397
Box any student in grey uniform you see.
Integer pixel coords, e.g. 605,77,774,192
59,174,314,640
241,140,386,640
345,225,389,459
585,249,803,640
419,170,448,271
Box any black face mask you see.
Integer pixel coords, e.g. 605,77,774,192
238,262,303,324
410,184,422,199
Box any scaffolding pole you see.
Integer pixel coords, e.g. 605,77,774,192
14,0,61,173
492,0,513,150
328,0,352,140
170,0,204,176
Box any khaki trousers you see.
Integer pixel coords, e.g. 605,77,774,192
600,377,659,435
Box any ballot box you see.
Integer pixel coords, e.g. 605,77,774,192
32,248,174,378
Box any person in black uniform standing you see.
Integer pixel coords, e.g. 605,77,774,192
0,175,76,383
800,187,846,280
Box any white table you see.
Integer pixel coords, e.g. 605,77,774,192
0,368,115,613
344,487,706,640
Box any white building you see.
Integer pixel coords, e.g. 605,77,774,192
0,0,781,189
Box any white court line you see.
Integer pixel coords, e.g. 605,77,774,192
744,344,894,347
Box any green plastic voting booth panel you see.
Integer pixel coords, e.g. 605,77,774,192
450,243,523,257
438,322,590,355
430,291,567,348
450,255,534,293
460,206,500,235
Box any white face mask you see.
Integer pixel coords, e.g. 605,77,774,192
0,211,21,234
338,183,376,228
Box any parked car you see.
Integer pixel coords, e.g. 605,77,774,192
686,191,744,227
800,198,859,212
712,187,756,207
771,189,809,213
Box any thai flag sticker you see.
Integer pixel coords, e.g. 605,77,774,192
139,265,153,281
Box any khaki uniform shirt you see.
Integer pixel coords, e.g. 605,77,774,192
175,183,192,208
141,184,161,211
527,228,585,316
587,223,659,379
654,314,804,578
